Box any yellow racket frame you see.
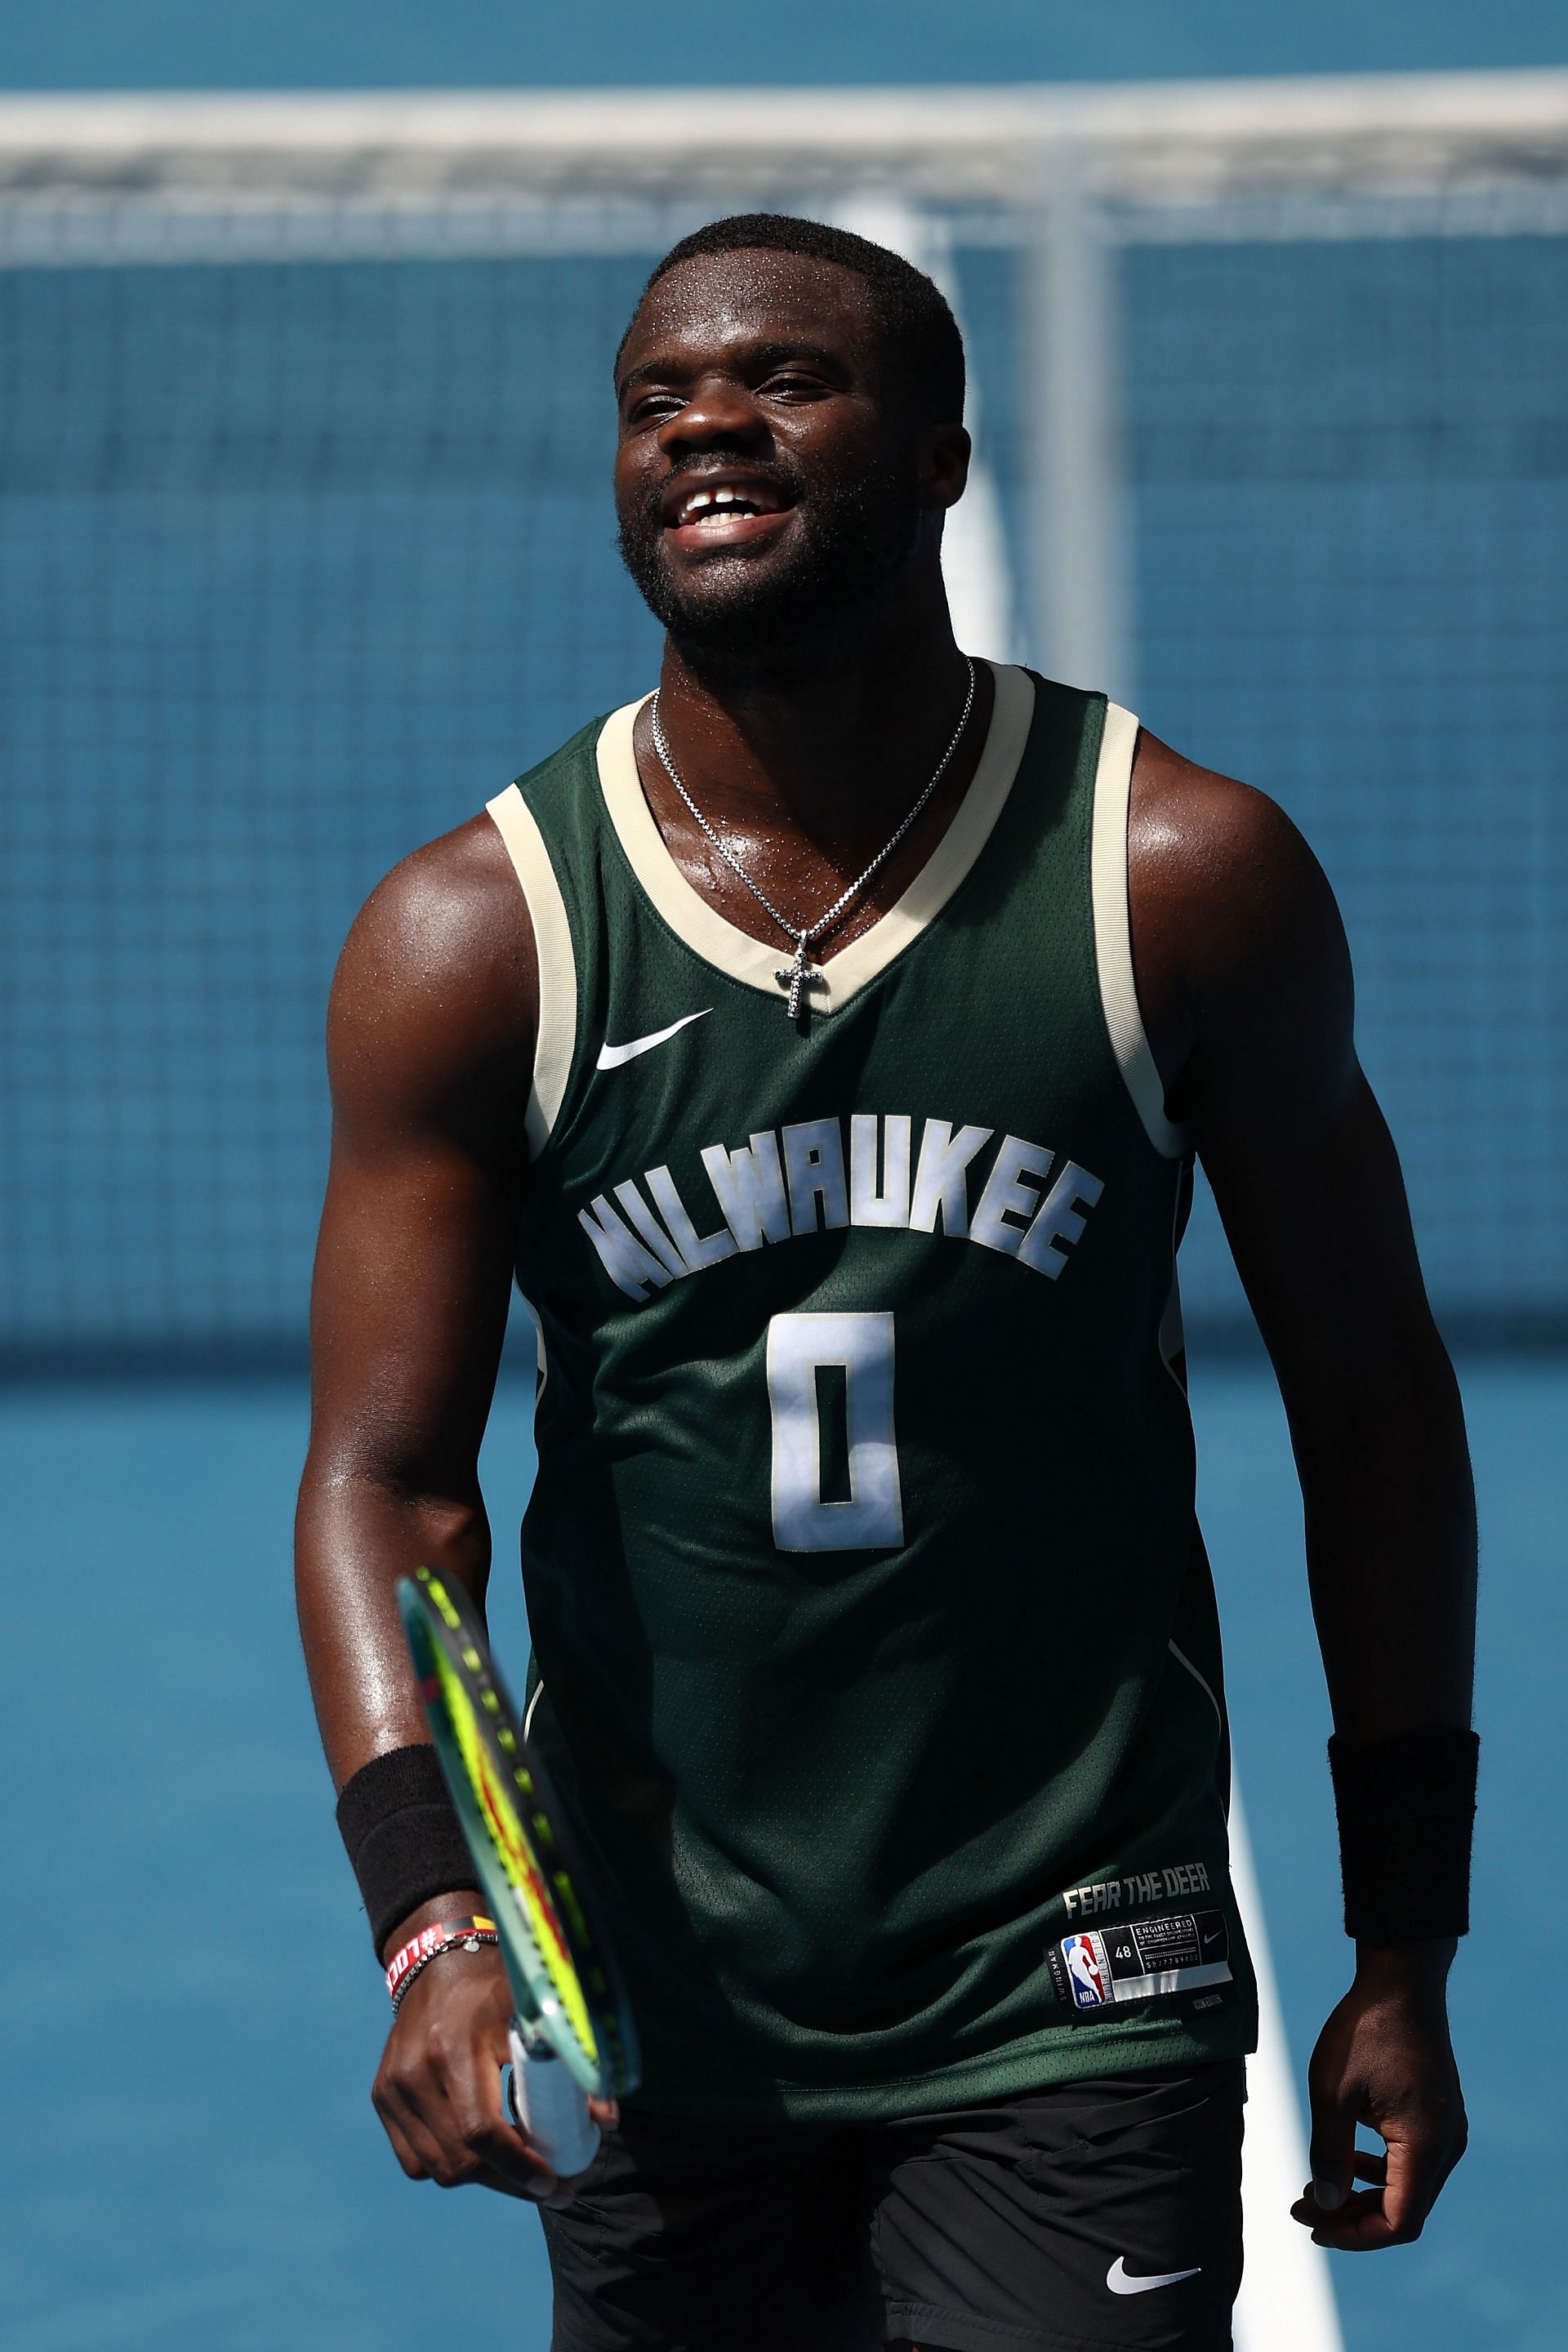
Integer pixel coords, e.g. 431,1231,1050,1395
398,1567,637,2100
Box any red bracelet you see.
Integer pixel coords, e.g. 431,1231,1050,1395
385,1916,499,2011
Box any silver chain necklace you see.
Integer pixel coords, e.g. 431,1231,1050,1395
649,657,977,1022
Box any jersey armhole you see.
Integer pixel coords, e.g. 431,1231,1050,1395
1089,702,1190,1161
485,786,578,1159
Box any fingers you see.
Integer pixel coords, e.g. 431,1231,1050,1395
380,2037,560,2200
1292,2180,1381,2239
1291,2120,1462,2251
379,2105,432,2184
441,2038,564,2200
376,2054,561,2203
1376,2109,1462,2243
1288,2146,1386,2225
1307,2076,1357,2216
372,1963,569,2203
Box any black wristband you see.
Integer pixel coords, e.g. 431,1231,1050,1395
336,1744,477,1953
1328,1726,1478,1943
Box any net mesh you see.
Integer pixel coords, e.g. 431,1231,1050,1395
1125,231,1568,1335
1,172,1564,1362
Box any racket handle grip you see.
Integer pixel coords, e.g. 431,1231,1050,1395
508,2021,601,2180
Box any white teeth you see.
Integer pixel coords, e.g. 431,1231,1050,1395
678,484,765,524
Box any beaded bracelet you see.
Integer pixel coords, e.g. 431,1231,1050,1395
385,1916,499,2013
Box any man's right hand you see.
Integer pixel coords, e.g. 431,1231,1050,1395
373,1931,564,2203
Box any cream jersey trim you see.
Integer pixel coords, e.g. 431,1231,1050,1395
594,661,1036,1017
1090,701,1189,1160
485,786,578,1158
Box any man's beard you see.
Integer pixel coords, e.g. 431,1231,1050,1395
616,452,924,675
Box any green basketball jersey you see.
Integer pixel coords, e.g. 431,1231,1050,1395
486,662,1257,2122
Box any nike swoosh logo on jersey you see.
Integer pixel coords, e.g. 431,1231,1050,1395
1107,2258,1202,2296
595,1009,712,1070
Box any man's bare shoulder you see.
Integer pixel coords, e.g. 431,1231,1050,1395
327,813,537,1111
1128,729,1351,1096
1132,727,1318,894
345,813,530,987
1129,728,1343,963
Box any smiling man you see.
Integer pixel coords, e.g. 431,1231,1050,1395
296,216,1477,2352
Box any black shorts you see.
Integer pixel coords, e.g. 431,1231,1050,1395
541,2060,1246,2352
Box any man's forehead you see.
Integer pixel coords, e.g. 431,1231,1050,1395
620,249,875,376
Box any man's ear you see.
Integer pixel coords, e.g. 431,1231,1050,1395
923,422,972,512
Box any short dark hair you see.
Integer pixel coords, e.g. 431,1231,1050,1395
626,212,965,423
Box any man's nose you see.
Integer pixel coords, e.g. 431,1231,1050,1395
657,376,767,456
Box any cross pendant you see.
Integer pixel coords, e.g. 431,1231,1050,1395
776,938,822,1022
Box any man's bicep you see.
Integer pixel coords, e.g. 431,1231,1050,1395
1172,789,1441,1411
1200,1067,1439,1414
310,1124,519,1459
309,829,534,1473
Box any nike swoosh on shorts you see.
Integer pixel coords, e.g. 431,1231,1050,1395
1106,2257,1203,2296
595,1009,712,1071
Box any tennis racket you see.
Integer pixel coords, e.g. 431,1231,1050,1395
397,1566,639,2179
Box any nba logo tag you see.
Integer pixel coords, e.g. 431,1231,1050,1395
1062,1933,1107,2009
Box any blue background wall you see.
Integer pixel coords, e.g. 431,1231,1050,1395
3,229,1563,1352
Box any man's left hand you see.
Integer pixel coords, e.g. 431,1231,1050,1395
1292,1940,1467,2250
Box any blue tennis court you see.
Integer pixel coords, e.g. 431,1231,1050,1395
1,1355,1560,2351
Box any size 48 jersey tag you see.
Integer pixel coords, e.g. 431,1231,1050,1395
1049,1909,1232,2012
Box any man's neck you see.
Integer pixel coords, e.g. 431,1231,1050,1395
650,601,979,855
